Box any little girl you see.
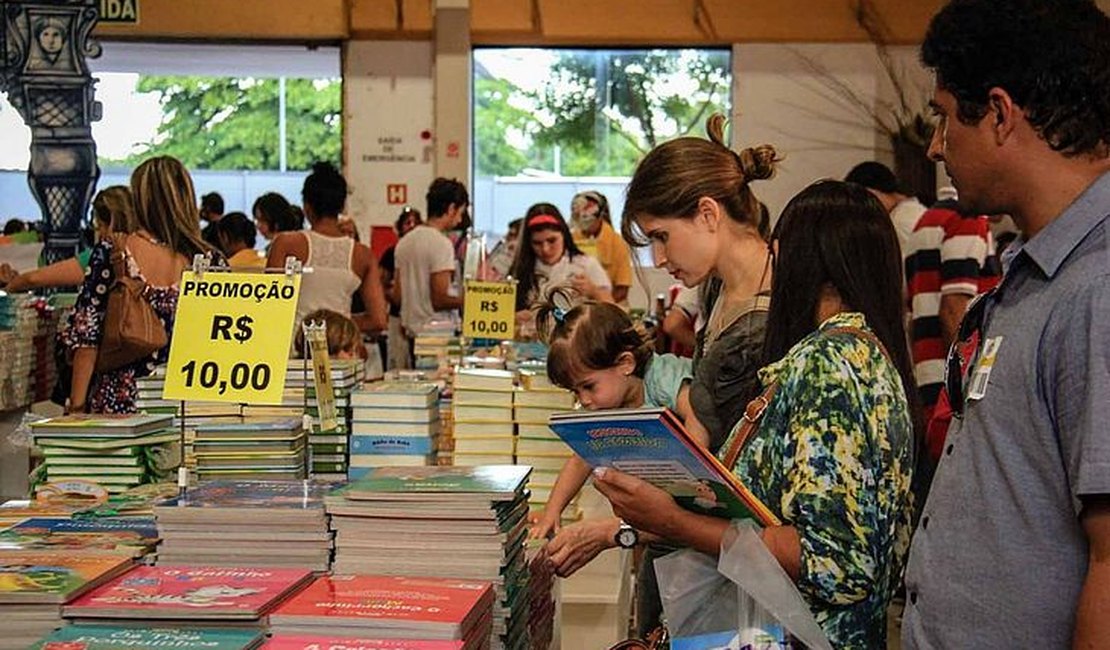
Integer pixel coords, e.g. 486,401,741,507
529,296,707,542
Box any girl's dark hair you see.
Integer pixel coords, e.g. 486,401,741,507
763,180,921,431
509,203,585,311
536,293,653,391
252,192,300,233
302,161,347,218
622,114,779,247
216,212,257,250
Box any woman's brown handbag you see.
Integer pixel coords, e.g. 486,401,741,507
95,234,167,372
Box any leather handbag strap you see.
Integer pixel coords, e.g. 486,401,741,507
719,325,892,469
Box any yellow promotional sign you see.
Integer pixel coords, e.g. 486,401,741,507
463,280,516,340
163,271,301,404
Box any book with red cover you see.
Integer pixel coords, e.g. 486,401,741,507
262,636,464,650
269,575,493,640
63,565,314,620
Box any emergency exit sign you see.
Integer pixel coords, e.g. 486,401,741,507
99,0,139,24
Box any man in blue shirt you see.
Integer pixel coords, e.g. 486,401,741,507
902,1,1110,647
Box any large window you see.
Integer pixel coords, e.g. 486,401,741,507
472,48,731,235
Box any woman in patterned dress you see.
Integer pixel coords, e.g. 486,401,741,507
62,156,223,414
594,180,918,648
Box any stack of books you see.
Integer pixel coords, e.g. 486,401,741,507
0,292,38,410
348,382,440,476
324,466,533,650
30,299,61,403
63,565,315,628
193,417,307,482
30,625,266,650
512,372,578,519
153,480,334,570
29,414,179,493
269,574,495,650
0,553,134,649
452,369,516,466
412,331,463,372
0,517,159,558
285,358,364,479
261,638,466,650
524,543,556,650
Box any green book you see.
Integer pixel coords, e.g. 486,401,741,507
34,429,180,450
30,625,263,649
29,414,174,437
340,465,531,502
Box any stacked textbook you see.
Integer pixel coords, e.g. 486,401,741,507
348,382,441,476
513,370,577,518
192,417,307,481
0,553,133,650
28,414,179,493
452,369,516,466
324,466,533,650
64,564,314,628
31,625,265,650
286,358,364,479
153,480,334,570
269,574,495,650
0,292,39,410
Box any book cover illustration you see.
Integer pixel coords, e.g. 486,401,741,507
65,565,312,616
0,554,133,603
548,408,780,526
340,466,530,500
32,624,264,650
156,480,336,511
350,435,435,456
0,518,158,555
270,574,492,626
263,636,463,649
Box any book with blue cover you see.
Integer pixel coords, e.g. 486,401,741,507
0,517,159,556
31,624,264,649
547,407,780,526
351,434,435,456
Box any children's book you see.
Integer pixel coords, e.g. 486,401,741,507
0,553,134,604
547,407,781,526
263,635,464,649
30,624,265,650
453,368,514,392
35,430,181,450
153,480,334,517
64,565,315,619
0,517,159,556
351,435,436,456
29,414,174,437
340,466,530,502
269,574,493,640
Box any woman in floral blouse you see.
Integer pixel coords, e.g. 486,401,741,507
595,180,918,648
62,156,223,413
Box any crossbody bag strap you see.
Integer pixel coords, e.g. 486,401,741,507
719,325,892,470
721,380,779,469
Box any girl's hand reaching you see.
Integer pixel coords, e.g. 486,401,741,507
528,509,560,540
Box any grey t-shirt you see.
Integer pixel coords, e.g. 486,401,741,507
902,172,1110,648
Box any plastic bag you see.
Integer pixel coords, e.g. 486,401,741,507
655,519,832,650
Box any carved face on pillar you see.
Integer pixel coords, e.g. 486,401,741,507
29,17,69,69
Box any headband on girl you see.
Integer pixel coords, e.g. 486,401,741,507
527,214,561,228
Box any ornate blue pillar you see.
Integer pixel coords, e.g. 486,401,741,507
1,0,100,265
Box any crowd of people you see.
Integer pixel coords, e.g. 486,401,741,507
0,0,1105,646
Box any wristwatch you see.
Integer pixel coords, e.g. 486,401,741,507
614,521,639,549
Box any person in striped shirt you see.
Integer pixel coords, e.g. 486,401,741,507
904,186,1000,425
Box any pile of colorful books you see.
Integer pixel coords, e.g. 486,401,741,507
325,465,533,650
0,516,159,558
153,480,334,570
32,625,266,650
0,292,40,410
348,381,440,476
269,574,495,650
0,553,133,649
28,414,180,493
193,417,307,482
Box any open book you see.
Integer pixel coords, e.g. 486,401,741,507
547,407,780,527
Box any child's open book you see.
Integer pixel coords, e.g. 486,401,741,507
547,407,780,527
